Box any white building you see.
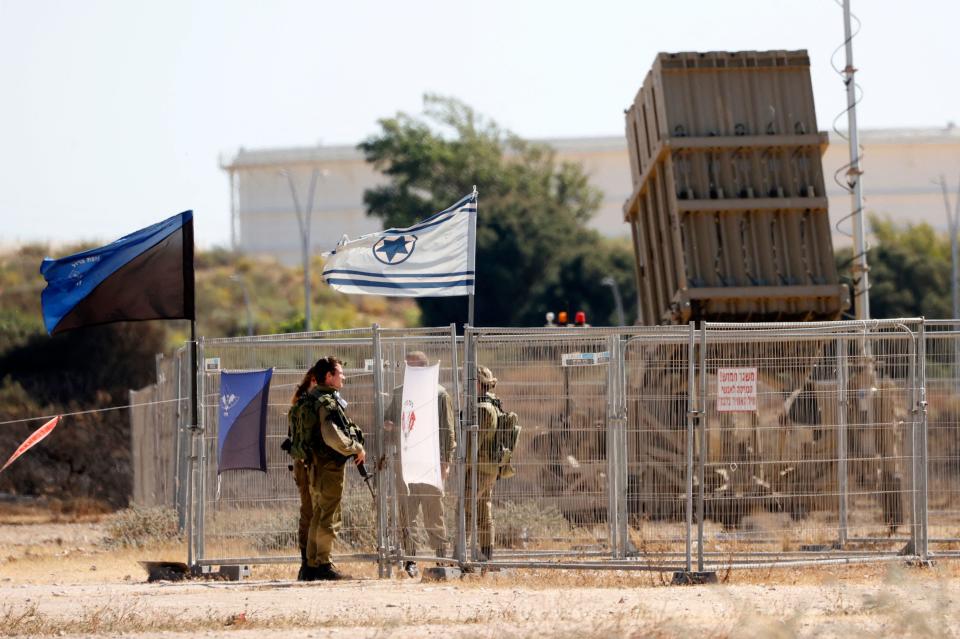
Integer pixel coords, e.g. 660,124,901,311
221,126,960,265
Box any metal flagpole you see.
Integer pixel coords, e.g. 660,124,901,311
467,186,478,327
187,319,200,569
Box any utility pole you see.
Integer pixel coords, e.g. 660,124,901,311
843,0,870,320
280,168,321,332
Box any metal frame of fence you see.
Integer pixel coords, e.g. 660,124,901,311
158,319,960,577
129,346,190,526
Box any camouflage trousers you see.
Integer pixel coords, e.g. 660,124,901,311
306,457,346,566
464,466,498,553
293,459,312,558
399,481,447,555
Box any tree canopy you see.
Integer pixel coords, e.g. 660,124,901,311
837,215,952,319
359,95,636,327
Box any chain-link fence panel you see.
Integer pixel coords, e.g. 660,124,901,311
188,327,455,572
162,320,947,576
699,319,926,568
377,329,463,570
923,320,960,556
623,327,696,570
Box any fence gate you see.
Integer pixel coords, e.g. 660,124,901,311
186,328,455,574
622,326,696,570
698,319,928,568
922,320,960,557
467,328,620,564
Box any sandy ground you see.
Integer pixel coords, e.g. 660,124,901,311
2,515,960,638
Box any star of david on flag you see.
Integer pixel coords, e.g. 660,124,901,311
373,235,416,265
322,192,477,297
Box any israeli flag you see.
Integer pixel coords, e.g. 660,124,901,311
322,192,476,297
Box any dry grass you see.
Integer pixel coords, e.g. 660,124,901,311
1,572,958,638
3,510,960,638
102,506,181,548
0,498,110,524
0,602,328,637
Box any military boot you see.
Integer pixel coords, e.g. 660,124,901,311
403,548,418,578
296,547,308,581
403,561,419,578
314,563,350,581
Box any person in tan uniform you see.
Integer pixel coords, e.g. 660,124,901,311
384,351,456,578
289,356,366,581
465,365,501,561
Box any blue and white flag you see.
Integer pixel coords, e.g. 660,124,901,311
217,368,273,474
322,192,476,297
39,211,194,335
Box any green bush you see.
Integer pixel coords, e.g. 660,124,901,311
493,500,571,548
102,506,181,548
339,492,377,551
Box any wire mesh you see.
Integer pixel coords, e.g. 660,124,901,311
191,329,451,566
699,320,924,566
377,332,463,565
923,321,960,554
162,320,954,573
623,331,694,567
473,331,614,558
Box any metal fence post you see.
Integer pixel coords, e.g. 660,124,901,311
460,328,478,563
185,423,197,568
918,321,930,559
606,334,619,559
685,322,696,572
837,335,849,547
185,338,202,569
447,324,464,565
616,335,629,559
697,323,708,572
371,325,389,578
196,337,207,563
905,326,921,557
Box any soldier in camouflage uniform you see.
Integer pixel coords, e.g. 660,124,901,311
384,351,456,577
289,356,366,581
465,365,501,561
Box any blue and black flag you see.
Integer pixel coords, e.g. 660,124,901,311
39,211,195,335
217,368,273,474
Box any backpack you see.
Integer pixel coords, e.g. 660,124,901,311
480,395,522,479
287,390,364,464
287,392,320,461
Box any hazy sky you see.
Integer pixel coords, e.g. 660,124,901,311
2,0,957,248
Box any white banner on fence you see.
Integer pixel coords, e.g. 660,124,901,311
716,367,758,413
561,351,610,367
399,363,442,490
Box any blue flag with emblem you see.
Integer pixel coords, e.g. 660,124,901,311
39,211,195,335
217,368,273,474
321,192,477,297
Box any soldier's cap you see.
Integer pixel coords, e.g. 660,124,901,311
477,365,497,387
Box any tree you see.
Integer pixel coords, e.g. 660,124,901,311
359,95,636,327
836,215,951,319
